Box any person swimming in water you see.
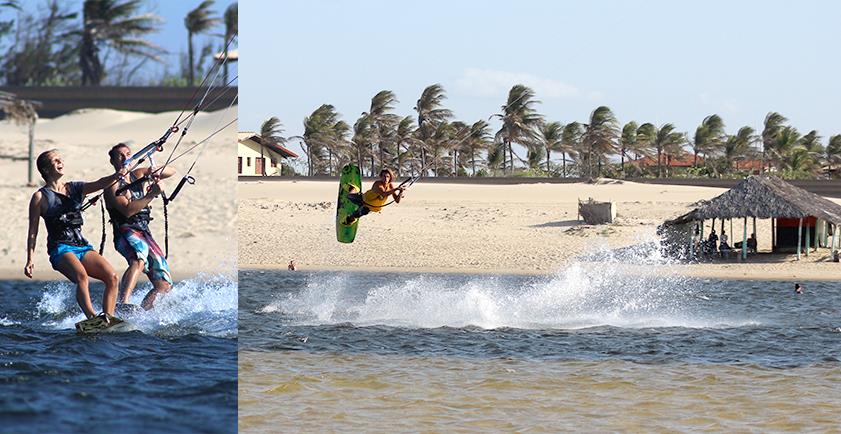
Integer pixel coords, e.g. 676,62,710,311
104,142,176,311
25,149,125,320
343,168,405,225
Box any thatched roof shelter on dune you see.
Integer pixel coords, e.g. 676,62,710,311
662,175,841,260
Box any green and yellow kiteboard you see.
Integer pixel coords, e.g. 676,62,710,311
336,164,362,243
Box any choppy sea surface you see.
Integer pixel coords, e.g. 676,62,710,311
239,267,841,432
1,275,237,434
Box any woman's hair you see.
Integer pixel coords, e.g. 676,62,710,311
379,168,395,180
36,149,58,180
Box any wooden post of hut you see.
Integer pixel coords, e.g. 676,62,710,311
742,217,748,260
771,218,776,252
805,220,810,257
832,224,838,257
700,220,705,257
752,217,756,249
797,218,803,260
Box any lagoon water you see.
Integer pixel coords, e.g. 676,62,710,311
239,268,841,432
1,275,237,433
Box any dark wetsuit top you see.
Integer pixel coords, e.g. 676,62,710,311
107,173,152,232
40,181,88,251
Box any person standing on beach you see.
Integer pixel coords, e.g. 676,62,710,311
25,149,125,320
104,143,175,310
343,168,405,225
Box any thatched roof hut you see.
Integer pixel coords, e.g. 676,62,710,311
665,175,841,226
661,175,841,260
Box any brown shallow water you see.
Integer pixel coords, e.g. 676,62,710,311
239,351,841,432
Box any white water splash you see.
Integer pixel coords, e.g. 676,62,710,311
267,246,756,330
0,316,19,326
35,273,237,337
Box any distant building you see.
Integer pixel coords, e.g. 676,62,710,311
629,153,700,174
237,131,298,176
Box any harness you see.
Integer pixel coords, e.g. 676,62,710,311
40,182,89,251
108,173,153,230
360,173,422,209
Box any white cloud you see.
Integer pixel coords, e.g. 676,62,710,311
455,68,594,100
699,92,740,114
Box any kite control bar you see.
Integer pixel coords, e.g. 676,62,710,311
122,126,179,169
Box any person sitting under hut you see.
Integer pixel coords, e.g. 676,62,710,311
747,233,757,253
718,230,731,258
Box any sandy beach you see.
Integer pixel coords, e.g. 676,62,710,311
238,179,841,280
0,107,237,280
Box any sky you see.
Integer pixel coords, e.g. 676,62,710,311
2,0,237,84
239,0,841,158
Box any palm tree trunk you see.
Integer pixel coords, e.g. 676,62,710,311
188,31,195,85
472,149,476,176
396,145,401,177
421,147,426,177
27,122,35,186
657,148,663,178
562,152,566,178
546,147,551,176
509,142,514,174
620,149,625,178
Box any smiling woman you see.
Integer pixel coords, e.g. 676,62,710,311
25,149,126,322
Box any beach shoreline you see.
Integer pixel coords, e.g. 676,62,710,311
239,179,841,281
239,262,841,281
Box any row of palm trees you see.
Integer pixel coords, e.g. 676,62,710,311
0,0,236,86
261,83,841,180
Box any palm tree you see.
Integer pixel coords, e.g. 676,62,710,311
560,122,582,177
771,126,801,171
0,92,39,185
492,85,544,174
800,130,824,159
538,121,564,175
414,84,453,175
185,0,220,86
464,120,492,176
296,104,344,176
651,124,685,178
259,117,286,176
394,116,418,176
366,90,400,174
0,1,20,40
826,135,841,179
351,114,375,174
723,126,756,173
80,0,162,86
581,106,619,177
222,2,237,84
692,114,725,168
619,121,638,177
762,112,787,172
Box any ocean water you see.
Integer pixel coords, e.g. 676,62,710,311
1,274,237,434
239,267,841,432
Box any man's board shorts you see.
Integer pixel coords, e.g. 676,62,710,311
114,226,173,285
48,243,94,270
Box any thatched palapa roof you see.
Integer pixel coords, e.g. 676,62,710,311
665,175,841,226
